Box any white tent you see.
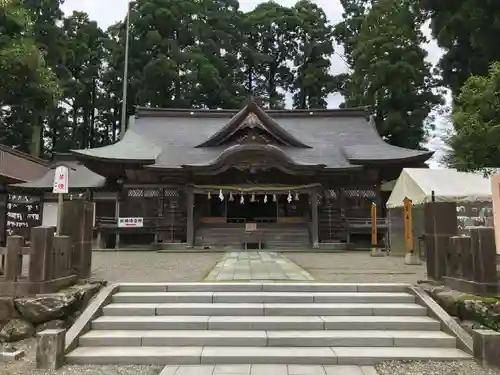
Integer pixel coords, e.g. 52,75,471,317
386,168,492,208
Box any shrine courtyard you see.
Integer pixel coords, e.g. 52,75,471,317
90,250,427,284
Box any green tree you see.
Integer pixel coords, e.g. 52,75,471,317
0,0,60,155
292,0,335,109
445,63,500,172
337,0,442,149
417,0,500,98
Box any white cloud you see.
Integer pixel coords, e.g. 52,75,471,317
61,0,450,164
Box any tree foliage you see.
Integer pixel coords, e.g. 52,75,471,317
335,0,442,149
0,0,451,156
445,63,500,172
417,0,500,98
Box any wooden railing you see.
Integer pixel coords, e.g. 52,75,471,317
0,227,78,296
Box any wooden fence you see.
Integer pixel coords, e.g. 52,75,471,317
0,226,78,297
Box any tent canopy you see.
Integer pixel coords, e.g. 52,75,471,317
386,168,492,208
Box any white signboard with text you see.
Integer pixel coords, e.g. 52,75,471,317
52,165,69,194
118,217,144,228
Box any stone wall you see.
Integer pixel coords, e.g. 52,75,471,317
419,282,500,333
0,280,105,343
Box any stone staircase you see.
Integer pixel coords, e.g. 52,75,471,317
66,283,471,365
195,224,310,249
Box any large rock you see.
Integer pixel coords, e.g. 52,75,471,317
65,280,106,311
0,319,34,342
35,320,66,333
15,294,77,324
0,297,19,322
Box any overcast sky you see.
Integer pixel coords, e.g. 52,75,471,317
61,0,448,165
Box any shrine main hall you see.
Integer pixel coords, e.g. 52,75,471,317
68,99,432,249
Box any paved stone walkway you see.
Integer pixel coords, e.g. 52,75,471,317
160,364,377,375
205,251,314,281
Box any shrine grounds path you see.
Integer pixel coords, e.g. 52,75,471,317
89,250,427,284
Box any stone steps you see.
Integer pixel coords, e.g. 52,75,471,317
79,330,456,348
66,346,471,365
111,292,416,304
102,303,428,316
65,282,472,365
91,315,442,331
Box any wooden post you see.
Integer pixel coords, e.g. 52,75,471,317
403,197,420,265
4,235,23,281
186,188,194,247
114,197,120,249
29,227,55,282
370,202,384,257
311,189,319,248
56,193,63,235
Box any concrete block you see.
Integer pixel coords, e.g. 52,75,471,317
404,253,421,265
165,283,263,292
473,329,500,367
36,329,66,370
141,330,267,347
213,364,251,374
262,283,358,292
391,331,456,348
267,331,393,347
213,292,313,304
175,366,215,375
250,364,288,375
92,316,209,330
264,304,373,316
112,292,214,304
321,316,440,331
356,284,409,293
200,347,338,365
79,331,142,346
371,304,427,316
312,293,414,304
288,364,327,375
156,303,264,316
118,283,168,292
324,366,364,375
102,303,157,316
208,316,325,331
66,346,203,365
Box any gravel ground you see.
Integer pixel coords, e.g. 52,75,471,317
284,252,427,284
376,360,500,375
1,339,162,375
90,251,223,282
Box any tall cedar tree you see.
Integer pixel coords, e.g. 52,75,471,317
0,0,60,155
336,0,442,149
417,0,500,98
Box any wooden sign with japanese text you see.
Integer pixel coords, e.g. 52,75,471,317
53,165,69,194
403,197,413,252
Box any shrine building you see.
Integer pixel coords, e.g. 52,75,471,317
15,98,433,250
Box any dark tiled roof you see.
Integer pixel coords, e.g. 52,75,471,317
0,145,48,182
72,105,432,169
10,159,106,190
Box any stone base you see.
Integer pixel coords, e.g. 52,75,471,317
0,348,25,362
404,252,421,265
370,248,386,257
473,329,500,367
443,276,499,296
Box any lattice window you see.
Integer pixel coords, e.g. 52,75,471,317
344,189,376,198
327,189,338,199
128,189,144,197
144,189,160,197
164,188,180,197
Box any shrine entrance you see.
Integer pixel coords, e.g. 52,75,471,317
227,194,277,223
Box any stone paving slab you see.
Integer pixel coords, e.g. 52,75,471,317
205,252,314,281
159,365,377,375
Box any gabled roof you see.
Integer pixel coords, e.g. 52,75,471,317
0,144,48,183
71,102,433,173
10,153,106,191
195,98,311,148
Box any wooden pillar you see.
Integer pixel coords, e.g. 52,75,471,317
311,189,319,248
186,188,194,247
114,197,120,249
